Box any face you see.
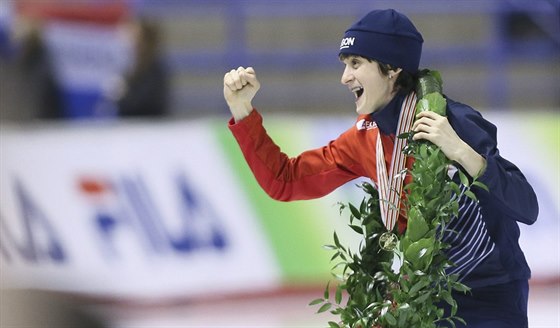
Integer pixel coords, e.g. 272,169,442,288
340,55,397,115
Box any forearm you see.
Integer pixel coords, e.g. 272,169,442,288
230,102,253,123
451,140,487,178
228,110,358,201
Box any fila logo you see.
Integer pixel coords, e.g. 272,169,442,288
340,37,355,49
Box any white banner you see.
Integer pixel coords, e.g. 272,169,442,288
43,20,132,91
1,114,557,301
41,20,134,118
0,121,280,299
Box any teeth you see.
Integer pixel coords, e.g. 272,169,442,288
351,87,364,99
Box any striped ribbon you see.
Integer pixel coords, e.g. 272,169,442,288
376,92,417,231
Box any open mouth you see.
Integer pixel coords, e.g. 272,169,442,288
352,87,364,100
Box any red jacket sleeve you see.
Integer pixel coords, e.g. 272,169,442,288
228,110,365,201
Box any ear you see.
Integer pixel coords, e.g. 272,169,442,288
388,67,403,79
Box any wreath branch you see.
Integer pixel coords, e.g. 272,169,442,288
311,70,487,328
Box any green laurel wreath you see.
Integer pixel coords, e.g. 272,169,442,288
311,70,488,328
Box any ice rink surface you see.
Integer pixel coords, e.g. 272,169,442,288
107,283,559,328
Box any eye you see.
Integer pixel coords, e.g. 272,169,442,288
351,58,360,68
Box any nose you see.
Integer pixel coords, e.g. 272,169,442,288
340,65,353,85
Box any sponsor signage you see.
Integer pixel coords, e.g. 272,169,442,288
1,113,558,300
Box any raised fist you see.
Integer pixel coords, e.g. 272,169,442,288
223,66,260,122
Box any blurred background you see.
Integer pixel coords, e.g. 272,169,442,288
1,0,558,327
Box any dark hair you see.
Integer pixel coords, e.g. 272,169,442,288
339,54,418,95
377,62,417,95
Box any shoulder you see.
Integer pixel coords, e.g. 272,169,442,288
335,114,380,151
445,97,496,136
446,97,483,121
445,96,498,151
354,114,378,132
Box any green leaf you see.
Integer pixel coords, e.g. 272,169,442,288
409,279,430,296
317,303,332,313
429,70,443,87
324,281,330,299
330,307,343,315
455,317,467,325
458,170,470,187
410,312,421,325
400,236,412,253
420,143,428,159
445,318,457,328
397,306,410,326
415,291,431,304
404,238,434,270
333,232,344,250
333,231,342,248
416,98,431,114
406,207,429,242
356,318,367,328
349,224,363,234
400,278,410,293
331,261,346,271
464,190,477,202
472,180,489,192
398,132,412,140
360,198,367,214
362,181,377,195
335,285,343,304
308,298,324,306
384,311,397,325
449,182,462,196
441,290,455,306
422,92,447,116
323,244,337,251
330,252,341,262
453,282,470,293
349,203,361,219
328,321,341,328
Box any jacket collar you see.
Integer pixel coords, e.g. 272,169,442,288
370,93,406,136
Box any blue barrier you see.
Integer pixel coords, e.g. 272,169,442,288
132,0,559,112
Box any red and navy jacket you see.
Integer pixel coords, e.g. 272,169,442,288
228,92,538,288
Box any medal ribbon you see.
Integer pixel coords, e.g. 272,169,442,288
376,92,417,231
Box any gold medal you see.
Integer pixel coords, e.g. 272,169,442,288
379,232,398,251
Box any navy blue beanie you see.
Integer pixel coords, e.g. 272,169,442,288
339,9,423,73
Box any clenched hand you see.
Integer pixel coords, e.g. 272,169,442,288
412,111,486,177
223,66,260,122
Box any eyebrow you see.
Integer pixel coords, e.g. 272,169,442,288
339,54,359,62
